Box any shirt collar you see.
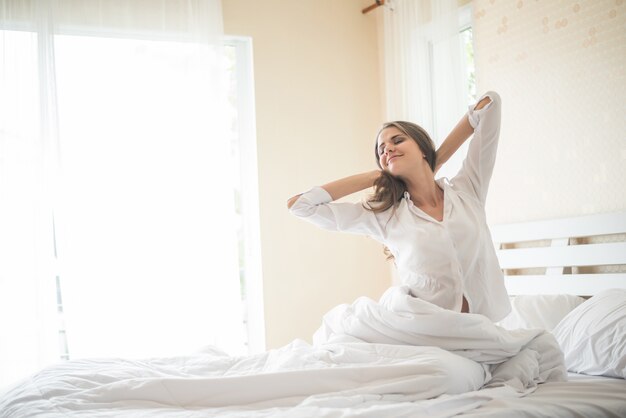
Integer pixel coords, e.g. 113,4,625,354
404,177,448,200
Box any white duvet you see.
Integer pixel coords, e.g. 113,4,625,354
0,286,566,417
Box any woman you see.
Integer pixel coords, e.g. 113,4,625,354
287,91,511,322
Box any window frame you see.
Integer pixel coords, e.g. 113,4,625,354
223,35,266,354
458,2,475,105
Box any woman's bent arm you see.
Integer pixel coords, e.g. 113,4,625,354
435,115,473,173
435,95,492,173
287,170,380,209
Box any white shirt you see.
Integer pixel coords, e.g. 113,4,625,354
289,91,511,322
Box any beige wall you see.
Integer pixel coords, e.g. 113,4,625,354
222,0,390,349
471,0,626,223
222,0,626,349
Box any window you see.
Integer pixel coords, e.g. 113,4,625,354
1,28,262,363
427,2,476,181
461,27,476,105
459,3,476,105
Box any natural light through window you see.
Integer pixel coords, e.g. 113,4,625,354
51,35,247,359
461,27,476,105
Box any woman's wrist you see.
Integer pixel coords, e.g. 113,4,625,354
320,170,382,201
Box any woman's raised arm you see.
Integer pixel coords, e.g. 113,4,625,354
287,170,381,209
434,95,493,173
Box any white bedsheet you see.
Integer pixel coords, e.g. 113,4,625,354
0,286,567,417
458,373,626,417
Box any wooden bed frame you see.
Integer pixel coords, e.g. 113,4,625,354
490,211,626,296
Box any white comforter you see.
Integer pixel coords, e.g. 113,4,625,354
0,286,566,417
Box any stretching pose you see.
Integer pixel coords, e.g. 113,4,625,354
287,91,511,322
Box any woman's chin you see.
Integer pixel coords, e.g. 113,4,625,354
385,168,404,179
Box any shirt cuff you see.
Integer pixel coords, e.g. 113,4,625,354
289,186,333,212
467,107,479,130
467,91,499,129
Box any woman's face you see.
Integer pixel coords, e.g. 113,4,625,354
376,126,424,176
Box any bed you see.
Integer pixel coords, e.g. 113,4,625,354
466,210,626,417
1,211,625,417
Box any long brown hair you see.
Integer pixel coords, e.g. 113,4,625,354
362,121,437,260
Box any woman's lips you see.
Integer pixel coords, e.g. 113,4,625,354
388,155,400,164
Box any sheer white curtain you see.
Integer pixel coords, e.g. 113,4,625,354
382,0,468,179
0,0,244,389
0,1,60,390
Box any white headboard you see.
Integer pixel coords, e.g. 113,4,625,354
490,211,626,296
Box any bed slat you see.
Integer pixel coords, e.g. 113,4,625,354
497,242,626,269
504,274,626,295
490,211,626,244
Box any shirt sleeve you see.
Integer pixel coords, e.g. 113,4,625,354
451,91,502,204
288,186,386,241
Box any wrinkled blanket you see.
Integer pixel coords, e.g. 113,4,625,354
315,286,566,391
0,286,566,418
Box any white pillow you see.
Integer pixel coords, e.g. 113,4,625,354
496,294,586,331
552,288,626,379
